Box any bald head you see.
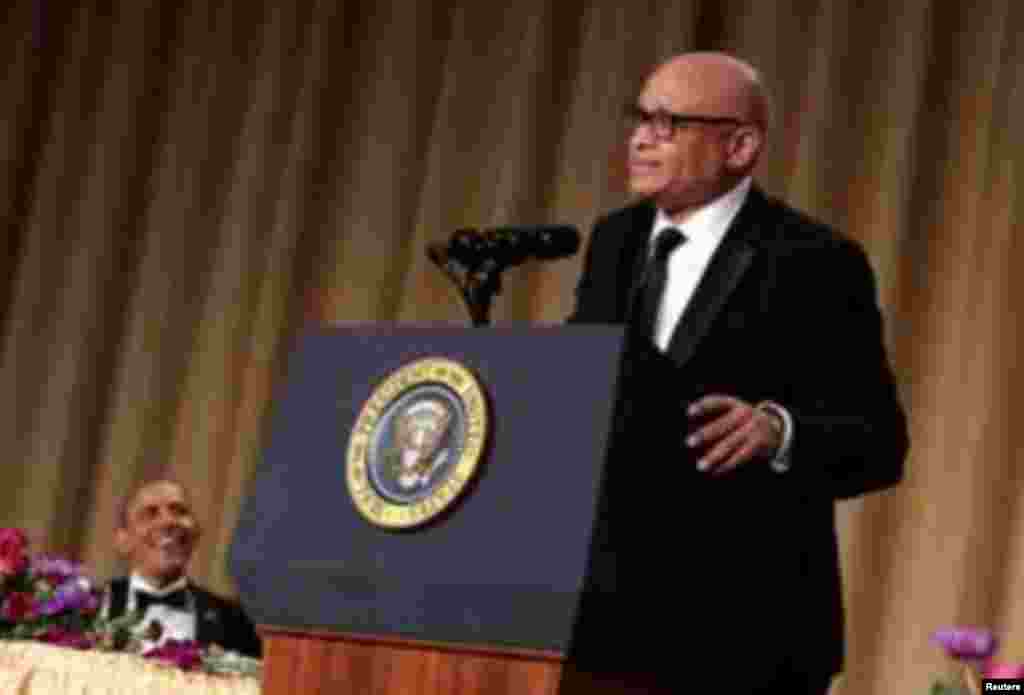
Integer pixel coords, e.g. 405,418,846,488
649,52,770,134
626,52,770,220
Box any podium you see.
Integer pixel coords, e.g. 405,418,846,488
229,324,643,694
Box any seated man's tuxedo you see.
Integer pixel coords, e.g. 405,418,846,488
105,574,262,658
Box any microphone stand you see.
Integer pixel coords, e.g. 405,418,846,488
427,246,504,327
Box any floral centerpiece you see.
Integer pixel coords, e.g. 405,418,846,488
0,527,111,649
930,626,1024,694
0,527,259,677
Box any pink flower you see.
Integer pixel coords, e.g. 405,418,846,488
37,626,95,650
984,661,1024,678
1,592,37,621
143,640,205,671
0,528,29,577
932,627,999,660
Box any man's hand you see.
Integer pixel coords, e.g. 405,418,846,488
686,395,783,475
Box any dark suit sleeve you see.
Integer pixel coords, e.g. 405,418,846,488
566,214,630,325
780,238,909,500
222,599,263,659
195,586,263,658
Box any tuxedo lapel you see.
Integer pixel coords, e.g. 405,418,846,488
665,187,766,368
191,585,222,645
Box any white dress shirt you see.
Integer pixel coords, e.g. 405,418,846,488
128,573,196,649
649,177,751,350
648,177,794,471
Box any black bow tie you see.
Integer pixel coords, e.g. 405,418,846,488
135,587,189,613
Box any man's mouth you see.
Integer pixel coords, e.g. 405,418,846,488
151,533,191,556
628,160,660,174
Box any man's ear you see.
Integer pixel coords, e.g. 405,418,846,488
726,126,763,172
114,527,133,556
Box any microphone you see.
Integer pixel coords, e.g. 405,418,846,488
426,224,580,326
443,225,580,269
427,229,484,274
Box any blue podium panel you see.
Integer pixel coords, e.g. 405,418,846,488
229,324,626,653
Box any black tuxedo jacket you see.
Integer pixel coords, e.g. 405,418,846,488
106,577,262,659
567,186,908,683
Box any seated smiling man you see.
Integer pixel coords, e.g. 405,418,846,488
104,477,262,658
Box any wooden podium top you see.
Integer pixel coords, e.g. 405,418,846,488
259,625,565,662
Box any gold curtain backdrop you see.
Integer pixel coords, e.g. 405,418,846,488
1,0,1022,692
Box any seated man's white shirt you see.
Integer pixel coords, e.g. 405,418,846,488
128,574,196,649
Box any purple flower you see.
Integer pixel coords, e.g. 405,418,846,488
143,639,205,671
38,578,95,617
931,627,999,660
31,554,81,583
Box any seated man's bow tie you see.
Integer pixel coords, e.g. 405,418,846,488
135,587,189,612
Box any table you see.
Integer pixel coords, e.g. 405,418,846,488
0,641,260,695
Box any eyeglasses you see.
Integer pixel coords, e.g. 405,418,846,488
623,104,747,141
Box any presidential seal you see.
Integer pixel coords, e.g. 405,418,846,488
346,357,488,529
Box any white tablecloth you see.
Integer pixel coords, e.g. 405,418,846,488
0,641,260,695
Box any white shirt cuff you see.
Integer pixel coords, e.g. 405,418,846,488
757,401,794,473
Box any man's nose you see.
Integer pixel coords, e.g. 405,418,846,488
156,511,175,526
629,123,657,149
